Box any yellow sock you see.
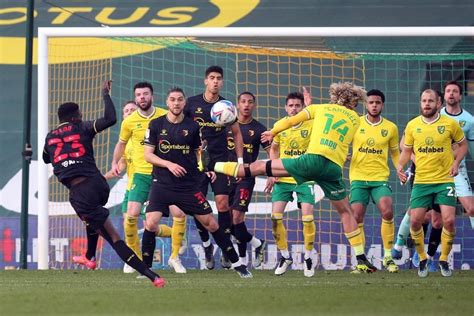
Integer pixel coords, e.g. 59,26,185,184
345,228,364,256
124,215,142,259
358,223,365,250
156,224,172,238
302,215,315,251
410,227,427,261
381,218,394,257
439,227,455,261
214,162,239,177
271,213,287,250
170,217,186,259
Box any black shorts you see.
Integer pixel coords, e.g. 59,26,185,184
229,178,255,213
146,184,213,217
69,174,110,230
200,172,230,196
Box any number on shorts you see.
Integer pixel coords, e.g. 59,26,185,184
446,186,455,197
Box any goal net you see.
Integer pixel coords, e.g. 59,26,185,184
38,27,474,271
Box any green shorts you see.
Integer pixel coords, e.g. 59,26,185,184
121,190,129,213
410,183,457,209
128,173,152,204
271,182,315,204
349,181,392,206
281,154,346,200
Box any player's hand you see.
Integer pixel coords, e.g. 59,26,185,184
102,80,112,95
346,154,352,161
450,162,460,177
206,171,217,182
301,86,312,106
168,162,187,177
111,161,121,177
261,131,274,144
397,165,407,184
264,177,276,194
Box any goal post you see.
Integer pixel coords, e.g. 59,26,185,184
37,27,474,270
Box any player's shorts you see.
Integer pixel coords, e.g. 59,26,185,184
146,183,213,217
271,182,315,204
200,172,229,196
121,190,129,213
69,174,110,230
281,153,346,200
349,181,392,205
454,163,473,197
128,173,152,204
410,183,457,209
229,178,255,213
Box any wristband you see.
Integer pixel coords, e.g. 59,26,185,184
237,157,244,164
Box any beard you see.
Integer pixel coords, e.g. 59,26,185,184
139,99,152,111
367,109,381,117
422,107,437,118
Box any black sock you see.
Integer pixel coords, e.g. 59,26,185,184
233,222,252,257
141,229,156,268
218,211,232,236
211,227,239,264
112,240,159,281
427,227,442,257
85,226,99,260
422,223,429,236
237,241,247,258
194,216,210,243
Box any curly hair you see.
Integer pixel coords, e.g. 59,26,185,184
329,82,367,108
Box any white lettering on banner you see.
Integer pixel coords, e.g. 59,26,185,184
0,160,324,215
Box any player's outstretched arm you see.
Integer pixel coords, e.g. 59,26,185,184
230,121,245,163
95,80,117,132
451,138,468,177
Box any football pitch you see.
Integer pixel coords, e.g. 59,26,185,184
1,269,472,315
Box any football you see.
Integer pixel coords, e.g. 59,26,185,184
210,100,237,126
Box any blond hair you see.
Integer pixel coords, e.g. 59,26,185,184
329,82,367,108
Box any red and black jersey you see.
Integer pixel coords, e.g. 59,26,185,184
184,94,227,161
227,119,270,163
144,115,202,190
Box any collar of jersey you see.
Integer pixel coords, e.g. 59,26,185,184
364,114,383,126
421,113,441,125
238,118,254,125
442,106,463,117
137,107,156,119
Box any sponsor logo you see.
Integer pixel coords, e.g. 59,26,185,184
320,138,337,150
417,146,444,153
283,149,306,156
158,139,189,153
358,147,383,154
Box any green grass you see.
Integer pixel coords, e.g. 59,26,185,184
0,269,472,315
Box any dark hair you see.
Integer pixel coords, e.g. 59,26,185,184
122,100,136,109
205,65,224,78
58,102,80,122
133,82,154,94
238,91,255,102
166,87,185,98
285,92,304,105
366,89,385,103
443,80,463,94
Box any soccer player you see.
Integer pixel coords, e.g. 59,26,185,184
397,89,467,277
349,89,399,273
110,82,186,273
267,91,317,277
227,91,270,267
141,87,252,278
214,82,377,273
441,81,474,226
43,80,165,287
184,65,245,269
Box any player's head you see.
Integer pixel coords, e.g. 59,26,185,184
237,91,256,119
420,89,439,118
366,89,385,117
58,102,81,123
443,80,462,107
285,92,304,117
329,82,367,110
204,65,224,95
133,81,154,111
122,101,137,120
166,87,186,116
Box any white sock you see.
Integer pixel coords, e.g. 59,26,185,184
304,250,312,260
231,258,242,268
250,237,261,248
203,240,211,248
394,244,402,251
239,256,248,266
280,249,290,259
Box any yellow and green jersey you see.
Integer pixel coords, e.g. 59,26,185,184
273,118,312,184
119,106,167,175
350,115,399,181
124,141,134,190
304,104,360,168
404,114,465,184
